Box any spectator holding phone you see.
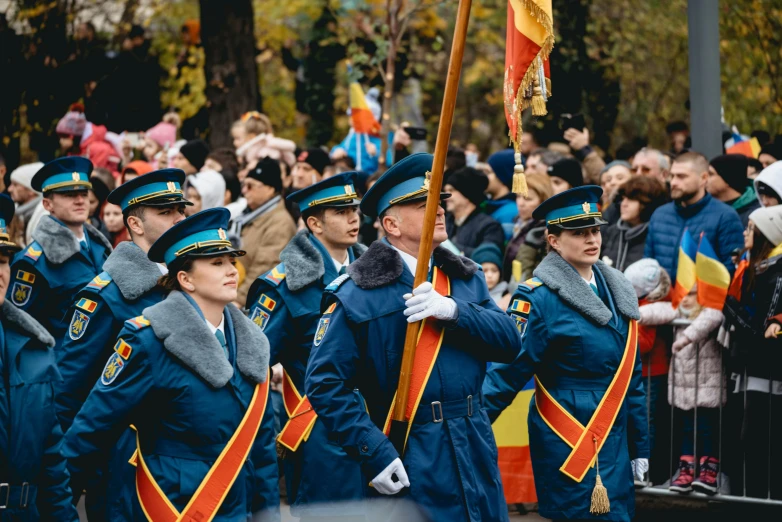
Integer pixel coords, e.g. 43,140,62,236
563,115,606,185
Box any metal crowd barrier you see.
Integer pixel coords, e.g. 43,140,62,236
636,318,782,506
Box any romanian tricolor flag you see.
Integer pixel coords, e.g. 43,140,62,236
671,229,697,309
726,129,762,158
695,234,731,309
504,0,553,145
348,82,381,136
728,251,749,301
492,379,537,503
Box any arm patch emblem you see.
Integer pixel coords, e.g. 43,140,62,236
16,270,35,283
250,308,270,331
101,352,126,385
11,282,32,306
69,310,90,340
313,317,330,347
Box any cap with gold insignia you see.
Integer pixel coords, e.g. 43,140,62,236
287,171,361,213
107,168,192,212
31,157,93,194
148,208,245,266
360,153,451,219
0,194,22,254
532,185,608,230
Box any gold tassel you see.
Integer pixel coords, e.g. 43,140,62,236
531,77,547,117
589,436,610,515
512,153,528,196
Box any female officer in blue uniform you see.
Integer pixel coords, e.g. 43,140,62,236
63,208,279,521
483,186,648,522
0,194,79,521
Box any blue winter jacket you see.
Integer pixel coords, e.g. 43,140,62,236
643,193,744,282
0,301,79,521
305,240,521,521
62,292,279,522
484,194,518,242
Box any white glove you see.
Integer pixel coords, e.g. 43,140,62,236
632,458,649,482
403,282,458,323
371,457,410,495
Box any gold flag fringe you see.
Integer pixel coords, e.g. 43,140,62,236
510,0,555,196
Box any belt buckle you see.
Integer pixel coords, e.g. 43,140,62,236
20,482,29,509
467,395,473,417
431,401,443,423
0,483,8,509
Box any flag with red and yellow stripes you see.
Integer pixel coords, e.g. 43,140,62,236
503,0,554,146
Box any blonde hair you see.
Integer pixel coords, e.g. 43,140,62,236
524,173,554,202
233,111,272,136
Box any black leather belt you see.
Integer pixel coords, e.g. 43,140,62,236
411,394,483,425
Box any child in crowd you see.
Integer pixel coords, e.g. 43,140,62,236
471,243,509,308
185,170,226,216
141,112,180,162
102,202,129,247
56,103,87,156
626,258,672,486
232,111,296,167
639,279,725,494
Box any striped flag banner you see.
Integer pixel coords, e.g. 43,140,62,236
492,378,537,503
671,229,697,309
695,234,730,309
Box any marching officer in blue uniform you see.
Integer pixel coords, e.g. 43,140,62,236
62,208,280,521
7,157,112,349
246,172,366,519
482,186,648,522
0,194,79,521
55,169,191,519
304,153,522,521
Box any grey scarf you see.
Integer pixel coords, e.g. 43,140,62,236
227,195,281,248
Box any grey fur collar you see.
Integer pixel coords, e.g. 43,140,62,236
103,242,162,301
32,215,113,264
348,240,478,290
143,291,269,388
280,230,368,292
533,252,640,325
2,301,55,347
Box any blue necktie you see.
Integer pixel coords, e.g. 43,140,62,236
214,329,228,359
590,283,599,296
338,265,346,276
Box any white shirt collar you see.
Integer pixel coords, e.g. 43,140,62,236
390,244,432,276
157,263,168,275
331,255,349,273
581,270,596,288
205,314,225,336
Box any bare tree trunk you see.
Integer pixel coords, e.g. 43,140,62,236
199,0,260,149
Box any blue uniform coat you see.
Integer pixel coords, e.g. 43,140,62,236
305,240,522,521
55,242,167,519
0,301,78,521
7,216,111,349
483,253,648,521
62,291,279,521
247,231,366,517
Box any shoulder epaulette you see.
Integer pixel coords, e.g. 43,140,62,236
263,263,286,286
125,315,151,331
86,271,112,291
23,241,43,262
325,273,350,293
518,277,544,292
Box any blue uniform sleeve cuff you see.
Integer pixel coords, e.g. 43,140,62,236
357,428,399,479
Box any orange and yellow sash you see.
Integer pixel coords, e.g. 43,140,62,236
381,267,450,453
276,369,318,452
132,372,270,522
534,320,638,482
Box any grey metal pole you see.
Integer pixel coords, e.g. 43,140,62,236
687,0,722,159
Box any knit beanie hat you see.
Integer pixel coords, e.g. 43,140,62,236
760,144,782,162
623,258,671,301
179,139,210,171
56,103,87,137
710,154,749,193
446,167,488,206
145,121,177,149
247,157,283,193
296,148,331,175
471,243,503,270
10,162,44,192
188,170,227,211
749,205,782,247
90,176,110,206
548,158,584,189
487,149,515,189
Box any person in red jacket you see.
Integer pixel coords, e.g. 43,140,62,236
626,258,672,486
